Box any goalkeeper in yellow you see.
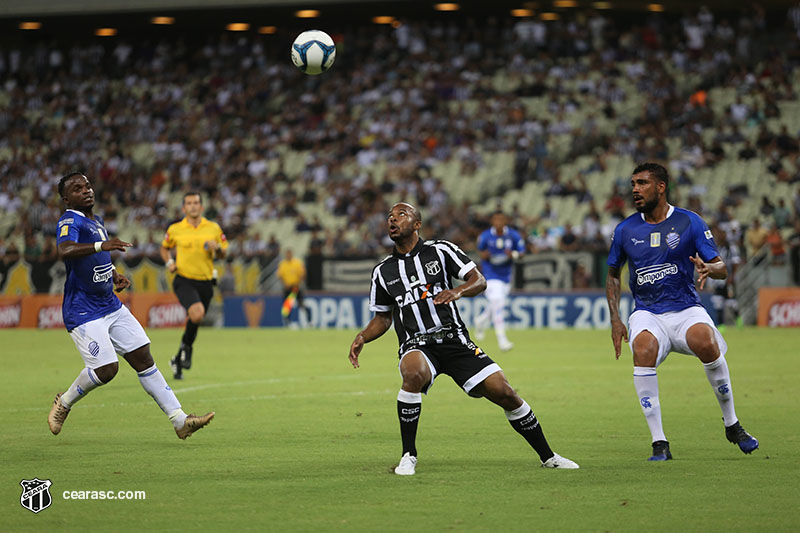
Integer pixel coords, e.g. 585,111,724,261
160,192,228,379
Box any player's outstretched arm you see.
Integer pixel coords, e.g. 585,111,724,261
690,254,726,290
606,266,628,360
349,311,392,369
433,267,486,305
58,237,131,259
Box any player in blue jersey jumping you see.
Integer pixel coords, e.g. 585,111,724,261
605,163,758,461
474,211,526,351
48,172,214,439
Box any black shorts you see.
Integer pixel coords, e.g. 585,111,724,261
400,341,501,398
173,275,214,311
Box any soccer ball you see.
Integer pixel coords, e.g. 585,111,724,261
291,30,336,75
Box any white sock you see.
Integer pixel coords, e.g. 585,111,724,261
504,400,531,421
490,299,508,342
137,365,185,428
703,355,738,426
633,366,666,442
61,367,103,409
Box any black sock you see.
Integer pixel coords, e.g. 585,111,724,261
397,400,421,457
509,408,554,462
181,320,199,347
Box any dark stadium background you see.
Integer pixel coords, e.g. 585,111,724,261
1,0,799,328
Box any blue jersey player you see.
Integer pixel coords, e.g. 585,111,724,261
474,212,526,351
48,172,214,440
605,163,758,461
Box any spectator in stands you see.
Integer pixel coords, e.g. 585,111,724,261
738,140,757,160
766,223,787,264
745,218,768,257
559,224,580,252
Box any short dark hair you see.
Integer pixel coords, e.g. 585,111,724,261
632,162,669,186
58,171,85,198
183,191,202,204
491,210,505,218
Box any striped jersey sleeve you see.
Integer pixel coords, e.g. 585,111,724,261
431,240,476,279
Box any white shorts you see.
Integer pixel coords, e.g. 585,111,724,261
485,279,511,305
628,305,727,367
69,305,151,369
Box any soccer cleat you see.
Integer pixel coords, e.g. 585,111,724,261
170,356,182,380
179,344,193,370
394,452,417,475
498,339,514,352
175,412,215,440
48,393,70,435
648,440,672,461
725,421,759,454
474,327,485,341
541,453,580,469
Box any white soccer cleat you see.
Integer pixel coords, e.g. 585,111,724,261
498,339,514,352
474,328,485,341
394,452,417,475
541,453,580,469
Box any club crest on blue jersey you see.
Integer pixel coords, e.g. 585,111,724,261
666,231,680,249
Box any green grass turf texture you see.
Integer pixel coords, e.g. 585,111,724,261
1,327,797,531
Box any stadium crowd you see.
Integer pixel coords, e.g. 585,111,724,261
2,4,800,294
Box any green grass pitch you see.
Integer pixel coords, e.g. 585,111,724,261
1,327,798,531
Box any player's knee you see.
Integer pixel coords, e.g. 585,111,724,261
188,305,205,323
94,362,119,384
401,369,429,393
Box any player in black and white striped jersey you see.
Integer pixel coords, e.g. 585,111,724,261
349,202,579,475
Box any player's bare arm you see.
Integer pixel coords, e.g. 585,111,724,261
349,311,393,368
690,254,726,290
433,267,486,305
606,265,628,360
58,237,131,259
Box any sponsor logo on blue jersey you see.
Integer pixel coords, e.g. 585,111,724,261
92,264,114,283
635,263,679,285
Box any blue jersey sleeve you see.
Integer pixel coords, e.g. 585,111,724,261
57,215,81,245
477,231,488,251
607,223,626,268
691,214,719,262
513,230,526,253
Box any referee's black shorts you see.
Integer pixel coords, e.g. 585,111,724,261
173,274,214,311
399,341,501,398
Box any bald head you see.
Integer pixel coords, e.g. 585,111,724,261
393,202,421,223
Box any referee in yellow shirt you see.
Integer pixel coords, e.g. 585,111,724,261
160,192,228,379
277,248,307,327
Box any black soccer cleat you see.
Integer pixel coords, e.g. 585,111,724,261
170,356,183,380
648,440,672,461
725,421,759,454
179,344,193,370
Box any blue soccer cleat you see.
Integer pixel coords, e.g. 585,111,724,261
648,440,672,461
725,421,759,454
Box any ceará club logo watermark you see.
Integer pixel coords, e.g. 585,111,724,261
20,478,52,514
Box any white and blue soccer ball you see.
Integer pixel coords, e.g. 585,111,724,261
291,30,336,75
